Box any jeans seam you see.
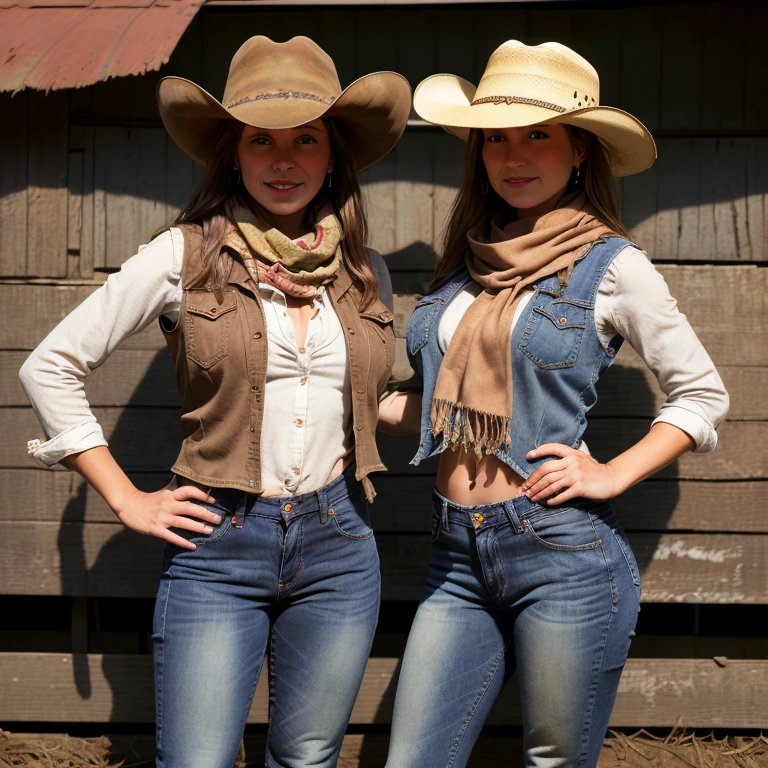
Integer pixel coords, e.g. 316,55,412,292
266,623,277,761
446,635,513,768
155,560,174,750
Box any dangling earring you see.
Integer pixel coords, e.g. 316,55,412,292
327,172,332,189
574,165,581,186
481,176,489,195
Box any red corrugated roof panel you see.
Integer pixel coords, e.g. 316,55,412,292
0,0,202,93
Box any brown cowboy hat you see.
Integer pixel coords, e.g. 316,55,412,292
414,41,656,177
158,35,411,172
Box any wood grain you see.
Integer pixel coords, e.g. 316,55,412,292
0,92,28,276
1,653,766,728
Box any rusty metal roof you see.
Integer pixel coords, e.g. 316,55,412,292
0,0,203,93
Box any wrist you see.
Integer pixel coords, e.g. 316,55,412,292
604,460,633,496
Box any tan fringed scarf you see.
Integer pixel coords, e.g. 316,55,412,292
431,191,614,458
228,206,343,297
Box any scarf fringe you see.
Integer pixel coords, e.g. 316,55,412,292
430,398,511,460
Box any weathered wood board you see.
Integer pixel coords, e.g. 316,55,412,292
1,653,766,728
1,521,765,603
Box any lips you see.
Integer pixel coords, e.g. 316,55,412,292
265,180,303,196
503,177,536,188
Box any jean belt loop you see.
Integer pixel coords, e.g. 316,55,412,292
317,488,329,524
502,499,522,534
233,494,247,529
441,498,451,534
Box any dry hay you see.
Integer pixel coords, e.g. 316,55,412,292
602,729,768,768
0,730,121,768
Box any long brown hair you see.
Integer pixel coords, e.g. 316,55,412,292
169,118,378,309
432,126,630,290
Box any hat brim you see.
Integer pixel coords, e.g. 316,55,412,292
157,71,411,172
413,74,656,177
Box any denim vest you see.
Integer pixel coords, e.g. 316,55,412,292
407,237,631,477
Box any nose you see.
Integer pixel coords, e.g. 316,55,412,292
271,150,295,172
503,141,527,169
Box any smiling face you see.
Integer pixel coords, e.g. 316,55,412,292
234,119,334,237
481,123,586,218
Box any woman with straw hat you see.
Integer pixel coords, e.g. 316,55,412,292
20,36,410,768
379,41,728,767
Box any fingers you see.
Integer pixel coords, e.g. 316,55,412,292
526,443,577,462
545,485,580,506
173,485,216,505
179,501,222,524
527,470,568,502
168,514,214,535
520,459,567,494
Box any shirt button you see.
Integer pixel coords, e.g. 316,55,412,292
295,419,304,427
249,426,255,432
292,466,300,475
298,346,306,354
300,377,308,385
251,385,259,392
210,307,217,314
356,426,363,432
253,332,262,339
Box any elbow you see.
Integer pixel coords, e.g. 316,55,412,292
18,351,41,399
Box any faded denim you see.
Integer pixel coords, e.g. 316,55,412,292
386,489,641,768
152,464,380,768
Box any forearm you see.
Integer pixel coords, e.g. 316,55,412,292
607,421,695,494
61,446,140,519
378,391,422,435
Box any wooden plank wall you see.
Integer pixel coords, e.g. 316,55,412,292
1,0,767,756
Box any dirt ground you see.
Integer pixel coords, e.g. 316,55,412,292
2,728,767,767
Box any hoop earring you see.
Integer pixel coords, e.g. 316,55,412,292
327,172,332,189
481,176,489,195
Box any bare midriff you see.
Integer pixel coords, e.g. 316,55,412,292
435,447,525,506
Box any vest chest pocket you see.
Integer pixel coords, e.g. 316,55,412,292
184,288,238,369
360,301,395,371
519,298,589,370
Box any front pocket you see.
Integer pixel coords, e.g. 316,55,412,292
523,506,602,551
519,298,589,370
184,288,238,369
331,494,374,540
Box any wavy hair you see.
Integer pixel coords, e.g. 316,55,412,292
432,126,630,290
166,118,378,309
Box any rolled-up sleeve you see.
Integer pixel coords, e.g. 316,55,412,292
19,228,184,465
598,247,729,454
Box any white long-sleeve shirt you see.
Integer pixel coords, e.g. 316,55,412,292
437,245,729,453
20,228,393,496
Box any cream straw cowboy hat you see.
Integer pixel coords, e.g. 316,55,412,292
158,35,411,172
414,41,656,177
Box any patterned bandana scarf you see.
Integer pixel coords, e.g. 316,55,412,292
430,191,614,459
228,205,343,297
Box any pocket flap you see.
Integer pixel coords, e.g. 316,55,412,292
360,299,394,325
186,288,238,319
533,302,587,330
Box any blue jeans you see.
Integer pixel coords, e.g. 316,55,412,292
386,489,641,768
152,465,380,768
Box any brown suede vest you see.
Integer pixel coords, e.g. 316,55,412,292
162,224,395,495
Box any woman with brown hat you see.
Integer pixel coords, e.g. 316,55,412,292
379,41,728,767
20,36,409,768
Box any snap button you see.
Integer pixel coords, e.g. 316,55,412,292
356,426,363,432
357,389,364,394
210,307,217,314
300,377,308,385
559,317,567,325
253,332,262,339
249,426,255,432
348,328,355,335
251,385,259,392
328,509,334,516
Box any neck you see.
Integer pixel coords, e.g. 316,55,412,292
250,201,309,240
514,184,570,220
